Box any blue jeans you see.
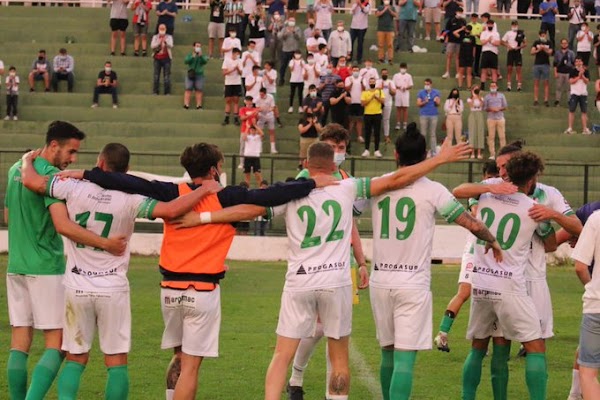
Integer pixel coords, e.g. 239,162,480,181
579,313,600,368
153,58,171,95
350,28,367,62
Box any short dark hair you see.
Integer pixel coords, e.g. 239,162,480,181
59,48,67,54
395,122,426,166
424,78,432,84
307,141,334,164
39,49,46,53
400,62,407,68
105,61,112,65
309,84,317,90
482,159,499,177
8,66,16,71
481,12,490,18
259,87,267,93
264,61,274,68
319,123,350,145
538,29,547,35
248,40,256,46
193,41,201,46
487,19,495,25
100,143,130,173
498,140,524,156
506,152,544,186
180,143,223,179
232,48,241,54
252,65,261,71
45,121,86,145
318,43,327,50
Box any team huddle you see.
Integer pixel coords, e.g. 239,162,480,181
2,119,593,400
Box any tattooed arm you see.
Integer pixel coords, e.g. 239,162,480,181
454,211,503,262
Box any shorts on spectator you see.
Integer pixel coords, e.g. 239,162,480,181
208,22,225,39
459,55,474,68
185,75,205,91
579,313,600,368
395,92,410,107
288,0,300,10
243,157,261,173
224,84,242,98
349,103,364,117
506,50,523,66
257,114,275,130
110,18,129,32
423,7,442,24
133,22,149,35
299,137,319,159
33,72,47,80
569,94,588,113
480,51,498,69
7,274,64,330
533,64,550,80
446,42,460,55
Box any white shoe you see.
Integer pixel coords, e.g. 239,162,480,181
298,106,303,114
442,72,449,79
361,149,370,157
91,103,98,108
12,116,18,121
357,136,365,143
113,104,118,109
424,36,431,40
455,73,461,79
237,163,243,169
395,123,401,131
374,150,383,158
270,148,279,154
3,116,9,120
288,106,293,113
582,128,592,135
434,332,450,352
564,128,575,135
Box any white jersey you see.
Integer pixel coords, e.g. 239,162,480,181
377,78,396,105
304,64,321,89
245,75,263,101
288,59,306,83
345,75,363,104
243,133,263,157
222,37,242,59
222,58,243,85
370,177,465,290
269,178,371,292
359,67,379,89
48,177,157,292
241,51,261,78
392,72,413,91
263,69,277,94
472,192,552,295
572,211,600,313
314,53,329,76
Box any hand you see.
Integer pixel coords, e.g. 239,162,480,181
104,235,127,256
172,211,201,229
485,240,503,263
22,148,42,162
312,174,340,188
436,138,472,163
200,179,223,195
528,204,558,222
358,265,369,289
56,169,85,180
489,181,518,195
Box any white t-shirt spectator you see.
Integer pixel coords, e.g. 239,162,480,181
222,58,243,85
577,30,593,52
359,66,379,88
315,1,333,30
245,75,264,100
242,50,260,78
481,30,501,54
345,75,363,104
306,36,328,55
304,63,321,88
351,2,370,30
502,30,521,52
263,69,277,94
6,75,20,95
255,93,276,117
378,78,396,105
222,37,242,59
288,59,306,83
242,0,256,14
243,133,263,157
314,53,329,76
569,5,586,24
570,68,589,96
110,0,129,19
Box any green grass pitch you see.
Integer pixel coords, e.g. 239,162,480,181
0,255,585,399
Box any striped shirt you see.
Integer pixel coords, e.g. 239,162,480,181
225,0,243,24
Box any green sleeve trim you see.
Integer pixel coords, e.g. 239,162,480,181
444,201,466,224
265,207,273,220
536,222,555,239
295,169,309,179
137,198,159,219
565,210,575,217
46,175,56,197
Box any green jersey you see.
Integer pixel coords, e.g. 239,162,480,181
5,157,65,275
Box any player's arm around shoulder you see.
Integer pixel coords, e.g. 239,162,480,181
20,150,51,195
151,179,223,221
172,204,268,229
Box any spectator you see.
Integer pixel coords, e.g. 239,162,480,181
495,0,510,15
565,56,592,135
346,65,365,142
416,78,441,155
393,62,413,131
28,49,51,92
222,47,243,126
225,0,244,40
302,84,325,120
468,13,483,78
423,0,442,41
297,112,323,168
314,0,334,40
333,55,351,81
483,81,507,158
596,78,600,113
376,0,397,64
222,26,242,60
379,68,395,144
465,0,478,12
131,0,152,57
266,11,284,63
314,43,330,74
51,48,75,93
242,123,265,186
248,6,267,59
350,0,370,64
287,0,299,19
5,66,19,121
155,0,177,35
540,0,558,47
359,59,380,87
263,61,284,127
479,19,501,91
568,0,586,51
516,0,529,19
307,28,327,55
242,40,260,89
502,20,526,92
531,29,553,106
183,42,209,110
443,88,464,144
255,87,279,153
288,50,306,113
443,7,466,79
277,17,302,86
456,24,476,89
361,76,385,157
303,53,321,97
266,0,286,21
304,18,317,40
245,65,264,102
329,78,351,129
92,61,119,108
577,22,594,66
318,63,341,125
398,0,420,53
208,0,226,59
241,0,256,45
328,20,352,67
467,85,484,158
238,95,259,168
151,24,173,95
554,38,576,106
108,0,130,56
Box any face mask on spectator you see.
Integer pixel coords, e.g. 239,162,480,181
230,31,237,37
159,29,167,35
424,84,431,90
539,36,547,42
326,68,332,74
383,0,390,5
456,13,463,18
400,68,407,74
314,33,320,38
274,14,281,20
334,152,346,166
338,60,346,66
487,26,493,31
309,23,315,28
194,46,201,53
370,83,376,88
490,88,497,93
337,26,344,32
310,91,317,98
38,56,44,61
288,20,296,27
308,59,315,64
451,92,458,98
105,67,112,73
511,26,518,32
474,89,480,94
382,74,388,80
9,72,15,77
352,71,359,78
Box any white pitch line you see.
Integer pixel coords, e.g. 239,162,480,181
349,339,383,400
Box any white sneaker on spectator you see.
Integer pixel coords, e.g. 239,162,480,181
357,136,365,143
3,116,9,121
238,163,243,169
563,128,575,135
455,73,461,79
361,149,370,157
12,116,18,121
91,103,98,108
374,150,383,158
298,106,303,114
425,36,431,40
113,104,118,109
442,72,450,79
288,106,293,113
395,123,401,130
582,128,592,135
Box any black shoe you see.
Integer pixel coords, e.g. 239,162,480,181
277,118,283,128
134,51,139,57
517,346,527,358
286,384,305,400
30,88,35,92
183,105,189,109
45,88,50,92
110,51,115,56
554,100,559,107
544,100,549,107
533,100,539,106
234,117,240,126
142,51,147,57
121,52,126,56
196,105,203,110
222,117,230,126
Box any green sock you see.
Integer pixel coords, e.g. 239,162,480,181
491,343,510,400
25,348,64,400
525,353,548,400
8,350,29,400
57,361,86,400
439,312,456,334
390,350,417,400
462,348,486,400
380,349,394,400
105,365,129,400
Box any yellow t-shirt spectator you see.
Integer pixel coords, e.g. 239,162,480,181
361,88,385,115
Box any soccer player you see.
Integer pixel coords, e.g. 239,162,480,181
462,151,555,400
368,123,501,400
4,121,127,400
174,138,472,400
60,142,337,400
19,143,222,400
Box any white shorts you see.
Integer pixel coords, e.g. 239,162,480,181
6,274,64,330
458,253,475,285
370,287,432,350
276,285,352,340
257,114,275,130
466,288,542,343
526,279,554,339
62,288,131,355
395,91,410,107
161,287,221,358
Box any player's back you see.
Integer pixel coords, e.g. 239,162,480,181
369,176,465,290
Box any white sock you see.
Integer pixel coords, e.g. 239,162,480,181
165,389,174,400
325,341,331,398
326,395,348,400
270,142,277,152
289,334,323,387
569,369,581,395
